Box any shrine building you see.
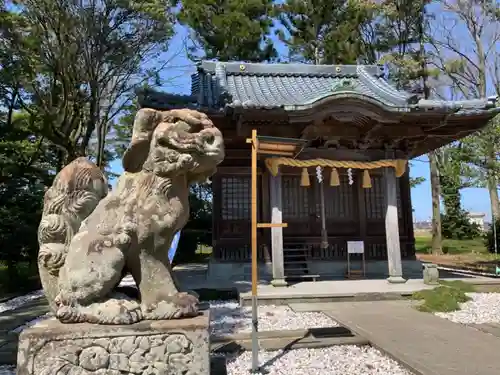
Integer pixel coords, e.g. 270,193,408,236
138,61,499,285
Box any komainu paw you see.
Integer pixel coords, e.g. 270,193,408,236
142,293,200,320
56,293,143,325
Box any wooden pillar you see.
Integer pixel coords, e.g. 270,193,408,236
269,171,287,287
356,170,367,242
385,151,407,284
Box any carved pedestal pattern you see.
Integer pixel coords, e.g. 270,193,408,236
17,310,210,375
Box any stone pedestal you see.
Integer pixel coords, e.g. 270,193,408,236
17,310,210,375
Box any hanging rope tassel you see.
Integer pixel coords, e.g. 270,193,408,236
300,167,310,187
362,170,372,188
330,167,340,186
395,159,407,177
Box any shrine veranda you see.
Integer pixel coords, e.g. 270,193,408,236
139,61,499,285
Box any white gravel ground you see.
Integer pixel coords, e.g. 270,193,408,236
0,290,43,314
1,296,410,375
435,292,500,325
209,300,338,335
220,346,414,375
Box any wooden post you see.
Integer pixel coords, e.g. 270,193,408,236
269,171,287,287
249,129,260,372
384,151,407,284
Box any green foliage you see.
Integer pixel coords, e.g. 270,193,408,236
441,209,481,241
412,280,474,313
175,0,276,61
0,96,53,286
275,0,375,64
373,0,433,91
410,176,425,188
485,219,500,254
434,144,481,241
6,0,175,167
0,0,176,295
0,262,41,294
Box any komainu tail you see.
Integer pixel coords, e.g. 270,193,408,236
38,157,108,311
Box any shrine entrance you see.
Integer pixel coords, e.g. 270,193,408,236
138,60,499,285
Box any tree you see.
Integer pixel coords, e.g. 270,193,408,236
0,0,177,288
375,0,443,254
428,0,500,219
436,144,477,213
369,1,431,83
11,0,175,168
437,144,481,240
174,0,276,62
0,4,55,282
274,0,375,64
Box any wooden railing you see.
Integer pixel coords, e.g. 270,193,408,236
212,237,415,262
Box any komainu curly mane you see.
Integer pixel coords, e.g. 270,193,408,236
38,108,224,324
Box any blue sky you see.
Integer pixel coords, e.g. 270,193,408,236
110,21,496,222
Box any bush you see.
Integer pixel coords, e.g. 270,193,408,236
441,209,482,240
484,219,500,254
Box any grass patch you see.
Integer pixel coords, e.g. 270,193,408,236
411,280,475,313
415,235,487,254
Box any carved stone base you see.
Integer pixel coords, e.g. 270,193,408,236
17,310,210,375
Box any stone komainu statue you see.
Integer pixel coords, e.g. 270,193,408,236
38,109,224,324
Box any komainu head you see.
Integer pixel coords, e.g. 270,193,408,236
122,108,224,182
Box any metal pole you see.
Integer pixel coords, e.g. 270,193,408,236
493,211,498,256
250,129,260,373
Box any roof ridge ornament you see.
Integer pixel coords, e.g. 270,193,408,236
331,78,357,93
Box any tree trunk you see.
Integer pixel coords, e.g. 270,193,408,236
429,151,443,255
487,172,500,221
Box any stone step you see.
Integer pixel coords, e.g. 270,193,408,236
212,334,368,352
211,326,368,352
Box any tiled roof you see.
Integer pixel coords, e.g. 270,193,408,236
138,61,498,115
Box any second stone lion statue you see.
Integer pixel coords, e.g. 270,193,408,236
38,108,224,324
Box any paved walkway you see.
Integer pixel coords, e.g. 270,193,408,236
291,300,500,375
0,298,49,364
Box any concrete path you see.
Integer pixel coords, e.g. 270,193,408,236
0,298,49,364
296,300,500,375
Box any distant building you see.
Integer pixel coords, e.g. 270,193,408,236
414,221,432,230
468,212,486,231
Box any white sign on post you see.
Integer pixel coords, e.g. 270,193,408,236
347,241,364,254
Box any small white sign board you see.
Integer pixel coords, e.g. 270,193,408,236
347,241,364,254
